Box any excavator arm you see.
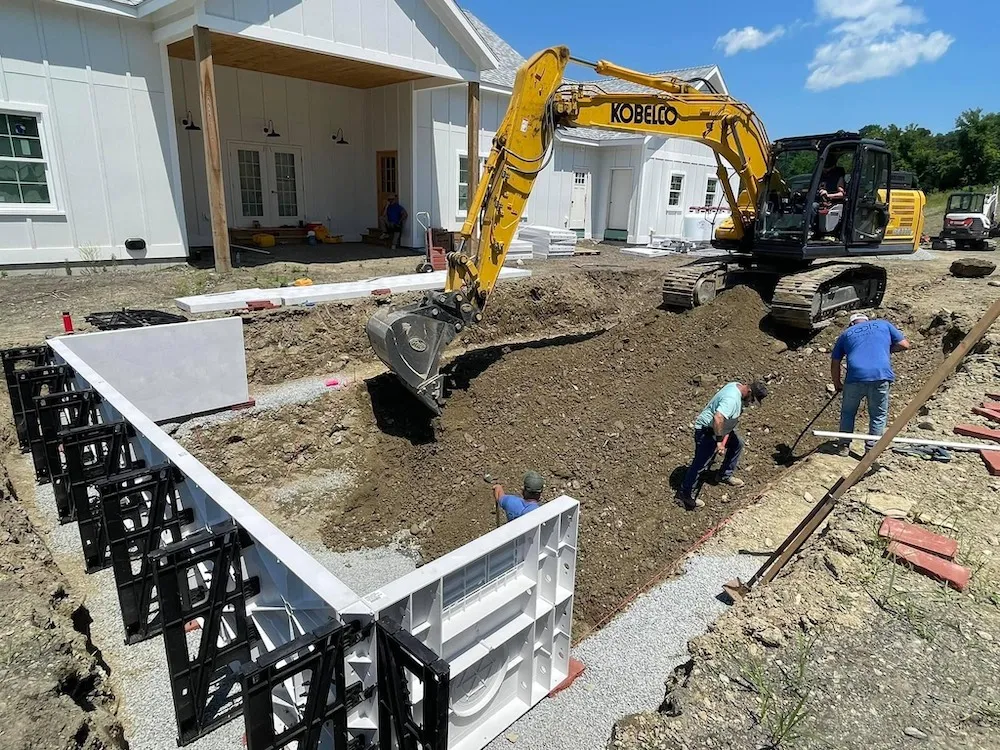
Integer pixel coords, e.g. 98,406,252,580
366,46,772,413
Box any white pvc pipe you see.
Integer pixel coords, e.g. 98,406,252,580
813,430,1000,452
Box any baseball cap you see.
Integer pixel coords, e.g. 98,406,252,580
849,312,869,324
523,471,545,493
749,380,769,404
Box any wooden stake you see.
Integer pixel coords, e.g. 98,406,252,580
194,26,231,273
467,81,480,242
746,295,1000,590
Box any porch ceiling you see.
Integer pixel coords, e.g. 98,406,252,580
167,31,429,88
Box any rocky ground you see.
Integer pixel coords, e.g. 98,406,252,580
608,354,1000,749
0,247,996,747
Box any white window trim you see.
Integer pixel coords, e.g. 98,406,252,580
455,149,489,220
666,169,686,212
0,102,65,216
704,175,721,208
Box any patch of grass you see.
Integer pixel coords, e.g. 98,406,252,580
172,270,213,299
859,530,939,640
736,633,819,748
962,700,1000,727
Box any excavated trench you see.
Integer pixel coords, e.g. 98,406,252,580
185,269,948,634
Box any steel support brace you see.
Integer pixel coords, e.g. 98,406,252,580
96,463,194,644
60,421,142,568
151,521,261,746
240,619,367,750
1,345,52,451
32,389,102,489
376,619,450,750
13,364,71,463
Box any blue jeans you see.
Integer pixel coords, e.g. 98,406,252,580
840,380,890,449
681,428,744,498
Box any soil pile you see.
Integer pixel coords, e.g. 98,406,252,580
325,287,932,628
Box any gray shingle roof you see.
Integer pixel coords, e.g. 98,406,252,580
461,9,721,142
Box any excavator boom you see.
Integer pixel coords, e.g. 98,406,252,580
366,46,771,412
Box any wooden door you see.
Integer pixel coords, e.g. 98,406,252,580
376,150,398,221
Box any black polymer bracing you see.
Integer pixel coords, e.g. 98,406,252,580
59,421,142,565
95,463,194,644
84,308,188,330
376,619,450,750
12,364,72,460
240,618,376,750
32,389,102,485
150,521,261,746
1,345,52,451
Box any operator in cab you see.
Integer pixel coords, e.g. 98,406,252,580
831,313,911,455
493,471,545,523
677,380,768,510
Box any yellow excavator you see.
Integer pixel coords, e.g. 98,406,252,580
367,46,926,413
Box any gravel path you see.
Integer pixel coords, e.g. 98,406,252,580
486,554,759,750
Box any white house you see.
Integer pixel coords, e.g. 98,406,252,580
0,0,733,271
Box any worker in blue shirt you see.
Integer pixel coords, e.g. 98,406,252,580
677,380,768,510
831,312,910,455
493,471,545,523
379,194,408,250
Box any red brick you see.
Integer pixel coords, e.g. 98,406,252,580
878,517,958,560
973,406,1000,423
548,657,586,697
886,541,970,591
954,424,1000,443
983,450,1000,477
987,392,1000,401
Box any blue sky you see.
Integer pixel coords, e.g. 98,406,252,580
460,0,995,139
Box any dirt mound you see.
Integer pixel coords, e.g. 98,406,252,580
323,287,900,629
241,269,663,386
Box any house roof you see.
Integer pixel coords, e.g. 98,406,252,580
461,9,725,143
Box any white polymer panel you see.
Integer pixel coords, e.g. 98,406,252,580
345,496,580,750
53,319,250,422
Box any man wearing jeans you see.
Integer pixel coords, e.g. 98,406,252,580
831,313,911,455
677,380,768,510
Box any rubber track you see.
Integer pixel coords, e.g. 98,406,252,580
770,262,882,329
661,263,726,309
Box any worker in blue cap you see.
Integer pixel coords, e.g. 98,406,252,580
492,471,545,523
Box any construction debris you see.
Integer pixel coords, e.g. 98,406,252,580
949,257,996,278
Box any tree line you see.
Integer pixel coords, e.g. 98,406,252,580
860,109,1000,193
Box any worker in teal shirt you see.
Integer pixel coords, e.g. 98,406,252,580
831,313,910,454
492,471,544,522
678,380,768,510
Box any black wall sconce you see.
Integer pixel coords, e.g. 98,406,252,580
181,110,201,131
332,127,349,145
263,119,281,138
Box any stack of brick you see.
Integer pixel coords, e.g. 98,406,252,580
878,517,970,591
953,391,1000,476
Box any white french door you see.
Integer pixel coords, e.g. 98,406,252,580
228,143,305,227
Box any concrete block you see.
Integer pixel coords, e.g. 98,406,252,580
886,541,970,591
878,517,957,560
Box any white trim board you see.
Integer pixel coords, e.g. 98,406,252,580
175,268,532,313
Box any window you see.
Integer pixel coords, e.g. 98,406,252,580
273,151,298,217
0,112,51,207
668,173,684,207
705,177,718,207
237,149,264,218
574,172,586,186
458,153,486,214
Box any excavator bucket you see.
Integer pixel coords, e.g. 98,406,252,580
365,297,461,415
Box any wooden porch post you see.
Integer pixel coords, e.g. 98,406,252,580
193,25,231,272
467,81,480,239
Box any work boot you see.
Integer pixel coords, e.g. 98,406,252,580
720,475,745,487
675,491,704,510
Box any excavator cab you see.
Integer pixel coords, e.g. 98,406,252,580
755,132,892,258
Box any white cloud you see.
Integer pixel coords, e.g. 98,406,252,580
714,25,785,56
806,0,952,90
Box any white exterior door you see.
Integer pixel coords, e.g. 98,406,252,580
569,171,590,235
664,171,686,236
607,168,632,232
228,143,305,227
